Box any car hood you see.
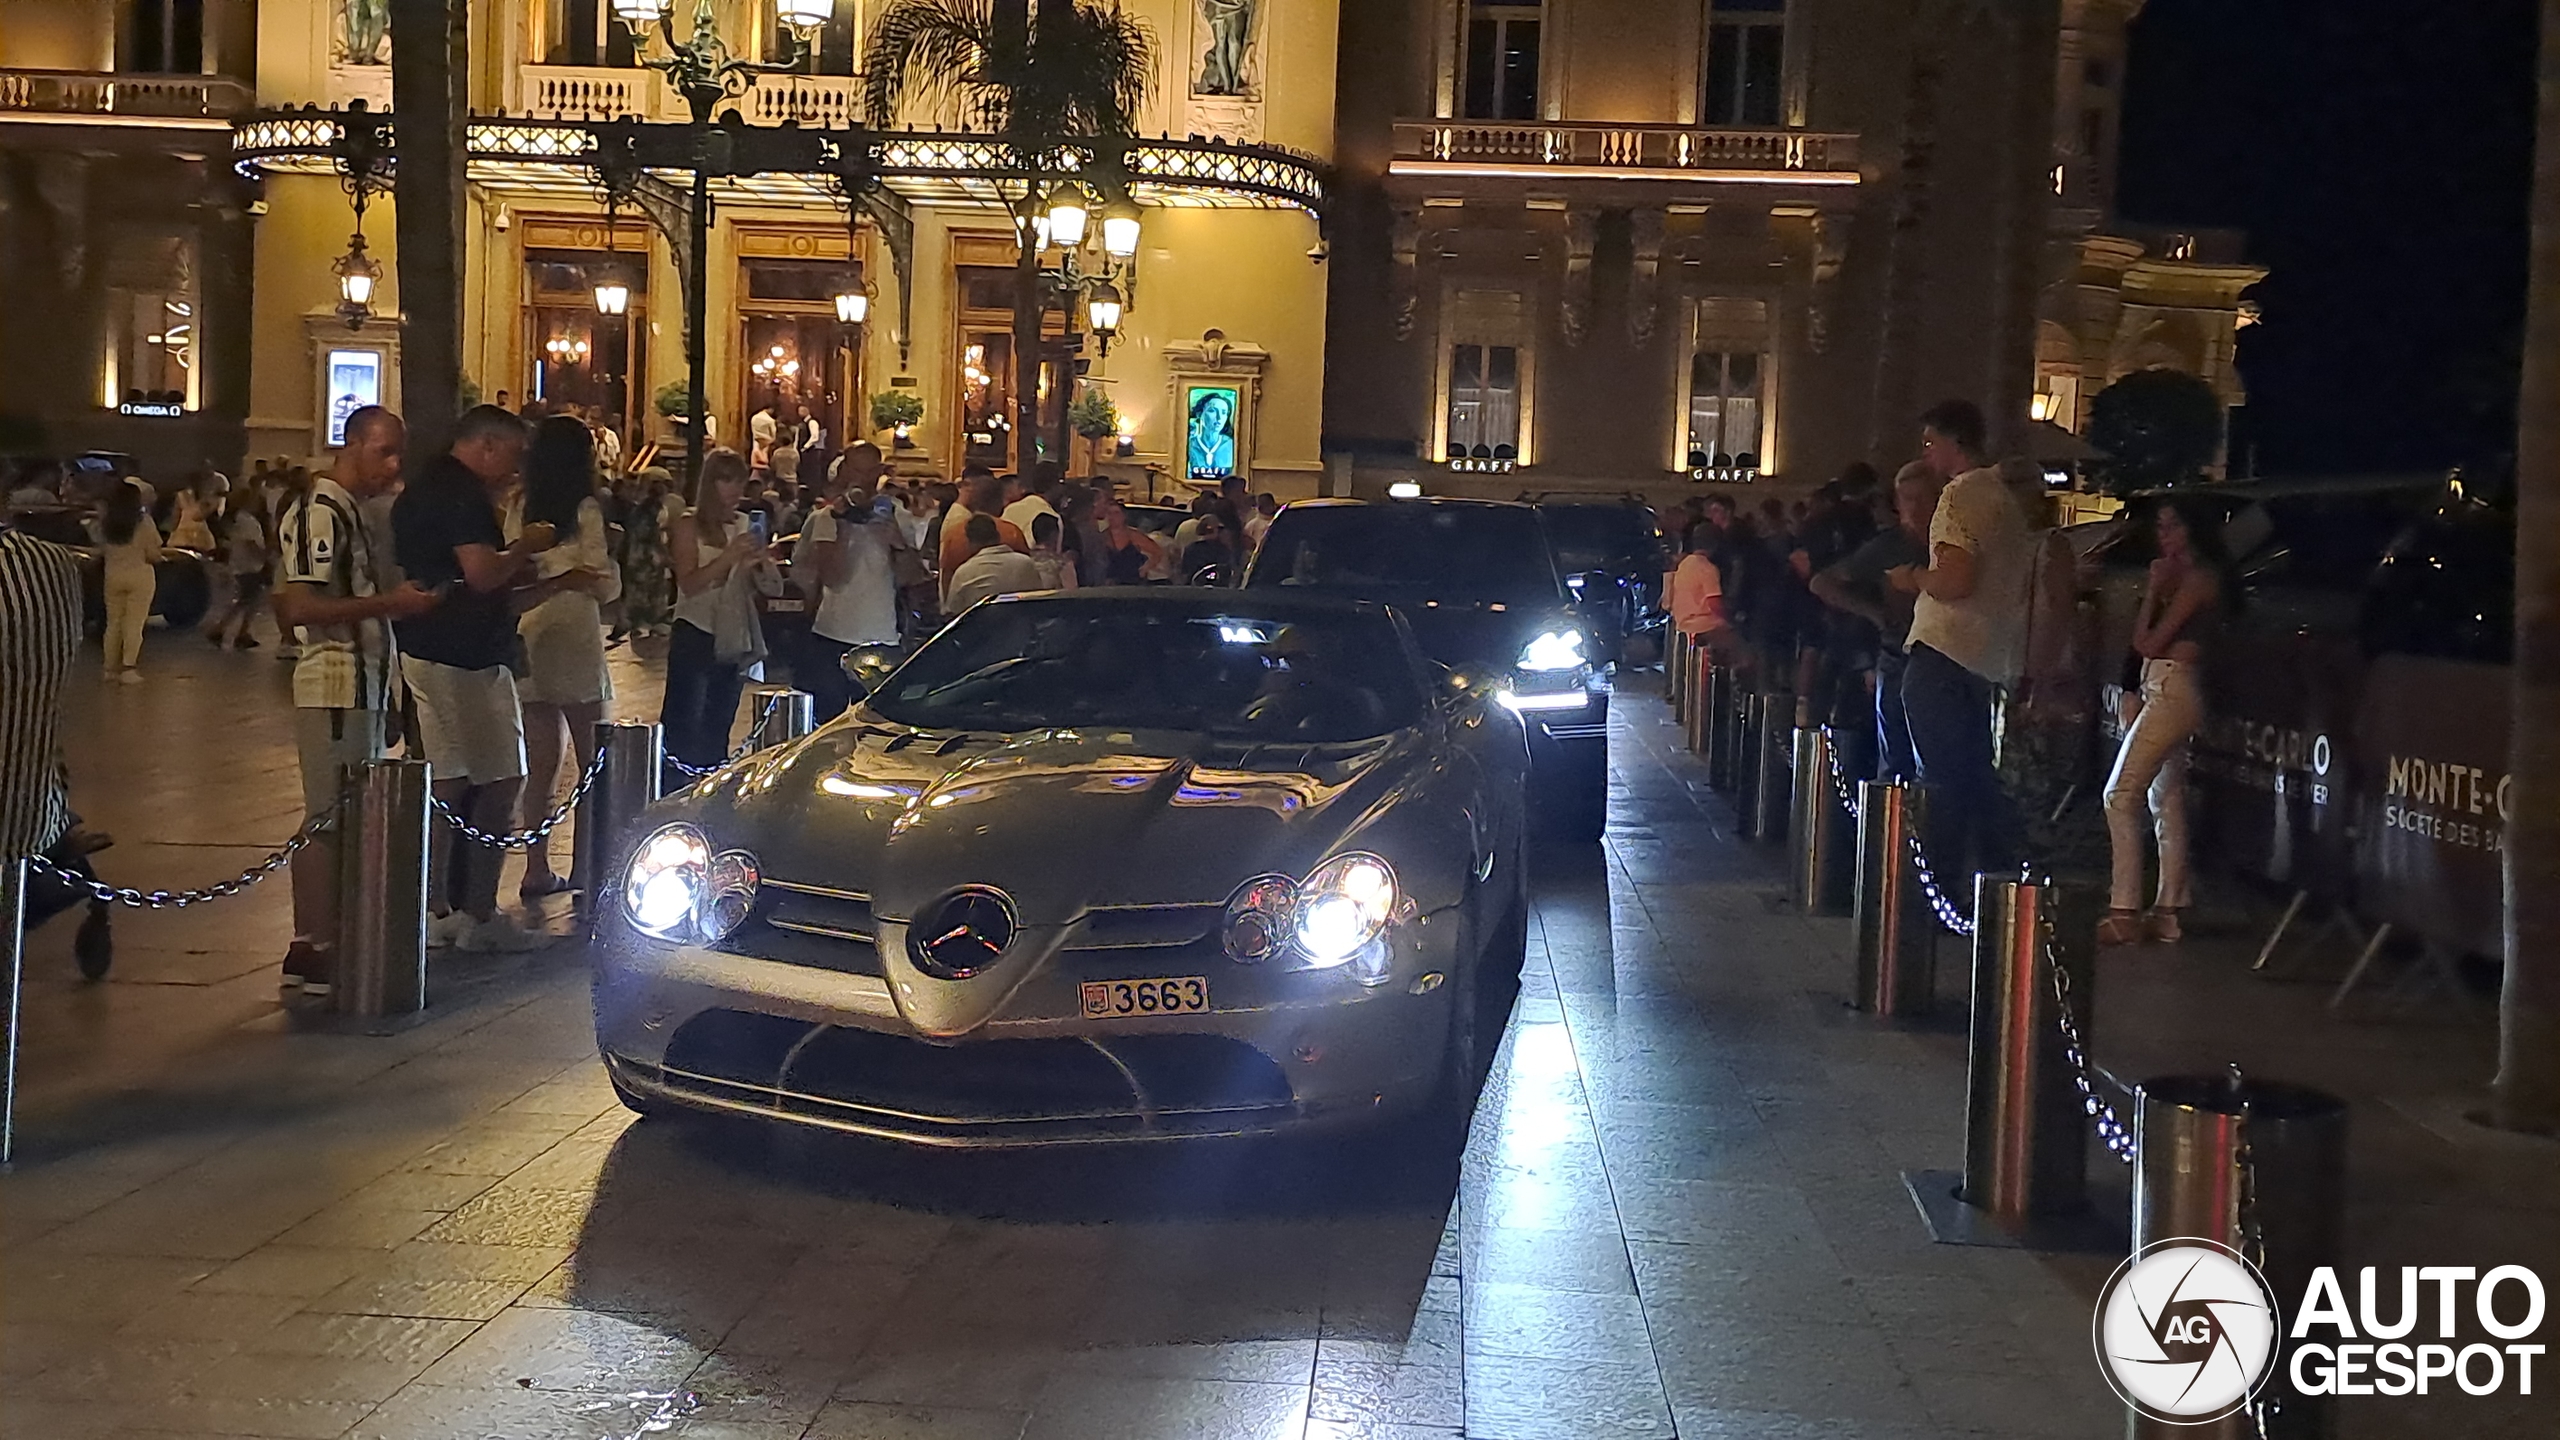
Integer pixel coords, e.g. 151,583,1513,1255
664,716,1429,1034
1392,601,1568,668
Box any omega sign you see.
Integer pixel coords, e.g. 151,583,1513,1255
2381,752,2510,854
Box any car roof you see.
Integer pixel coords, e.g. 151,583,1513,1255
986,585,1400,620
1277,496,1540,514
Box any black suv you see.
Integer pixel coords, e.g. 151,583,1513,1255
1536,499,1669,666
1244,497,1608,839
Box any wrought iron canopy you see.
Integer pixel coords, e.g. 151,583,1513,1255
232,108,1327,214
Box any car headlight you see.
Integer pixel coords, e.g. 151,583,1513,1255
1221,876,1297,964
1518,628,1587,672
1221,855,1400,983
1293,853,1398,970
620,822,759,944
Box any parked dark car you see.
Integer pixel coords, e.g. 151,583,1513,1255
10,504,213,633
1535,499,1669,667
1245,497,1608,840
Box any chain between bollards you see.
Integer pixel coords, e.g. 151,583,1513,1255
430,747,610,851
663,693,789,780
22,809,334,909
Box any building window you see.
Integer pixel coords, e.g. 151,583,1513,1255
1446,343,1521,460
1462,3,1542,121
125,0,206,73
1680,296,1770,471
1685,353,1763,468
540,0,638,67
101,235,201,412
1703,0,1785,127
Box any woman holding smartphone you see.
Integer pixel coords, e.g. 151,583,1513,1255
512,416,617,899
2098,498,2229,947
660,448,774,776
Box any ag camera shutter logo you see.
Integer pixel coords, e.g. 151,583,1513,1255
2093,1238,2281,1423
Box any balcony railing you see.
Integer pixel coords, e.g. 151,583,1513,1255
1390,120,1859,180
515,65,653,119
510,65,861,127
0,69,254,122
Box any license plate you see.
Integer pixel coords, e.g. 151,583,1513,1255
1081,976,1211,1019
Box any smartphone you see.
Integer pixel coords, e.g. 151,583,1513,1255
748,510,770,546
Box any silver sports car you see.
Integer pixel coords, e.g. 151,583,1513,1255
592,588,1532,1146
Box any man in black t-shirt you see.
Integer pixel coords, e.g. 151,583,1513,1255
1811,461,1941,780
391,406,557,953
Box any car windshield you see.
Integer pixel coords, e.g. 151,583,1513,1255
1540,505,1659,574
868,601,1426,741
1246,504,1560,603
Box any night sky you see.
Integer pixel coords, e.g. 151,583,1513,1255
2117,0,2540,480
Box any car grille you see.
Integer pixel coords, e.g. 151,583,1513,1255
651,1009,1297,1142
727,878,884,978
740,885,1224,977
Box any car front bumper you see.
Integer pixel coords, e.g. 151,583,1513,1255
591,912,1465,1148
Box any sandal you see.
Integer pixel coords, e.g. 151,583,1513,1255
2145,909,2184,944
518,874,577,902
2096,911,2144,947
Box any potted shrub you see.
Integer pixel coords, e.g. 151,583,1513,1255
1069,388,1120,468
870,389,925,449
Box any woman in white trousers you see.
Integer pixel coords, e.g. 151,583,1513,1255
2099,499,2228,947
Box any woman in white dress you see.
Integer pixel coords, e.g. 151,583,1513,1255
511,416,616,900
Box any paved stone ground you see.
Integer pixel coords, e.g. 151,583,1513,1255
4,624,2556,1438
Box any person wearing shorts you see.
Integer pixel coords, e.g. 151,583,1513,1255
391,406,557,954
274,406,440,994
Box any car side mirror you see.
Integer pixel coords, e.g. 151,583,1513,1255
1569,569,1615,598
1188,562,1233,588
838,645,901,702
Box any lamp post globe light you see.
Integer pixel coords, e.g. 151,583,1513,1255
617,0,837,491
333,233,380,330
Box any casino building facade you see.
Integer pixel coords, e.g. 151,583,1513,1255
1320,0,2263,501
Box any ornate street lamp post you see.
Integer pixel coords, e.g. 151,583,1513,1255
614,0,835,493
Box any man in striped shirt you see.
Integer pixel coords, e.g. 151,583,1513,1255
0,515,113,977
273,407,440,996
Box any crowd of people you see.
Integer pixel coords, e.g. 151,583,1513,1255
1664,398,2230,949
0,399,1288,994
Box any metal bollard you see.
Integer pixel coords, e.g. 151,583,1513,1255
745,685,815,752
1714,670,1749,792
2,857,24,1164
2129,1074,2347,1440
1747,693,1794,840
1703,663,1737,789
1961,872,2086,1222
1684,647,1712,753
1854,780,1935,1014
1666,629,1689,720
1733,681,1763,818
338,759,431,1019
1790,728,1856,914
579,721,664,921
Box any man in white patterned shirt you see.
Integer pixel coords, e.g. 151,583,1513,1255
272,407,439,996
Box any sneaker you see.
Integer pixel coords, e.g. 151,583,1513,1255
426,910,474,949
233,636,261,651
281,938,322,991
459,912,555,954
118,670,144,685
298,944,337,999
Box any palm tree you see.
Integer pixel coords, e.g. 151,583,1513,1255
387,0,465,454
1864,0,1952,461
864,0,1154,471
2494,0,2560,1135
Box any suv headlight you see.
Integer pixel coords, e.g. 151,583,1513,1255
1517,628,1587,672
620,822,759,944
